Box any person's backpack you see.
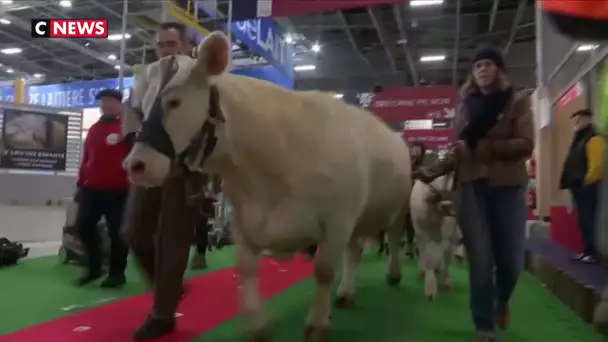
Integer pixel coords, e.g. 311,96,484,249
0,238,30,267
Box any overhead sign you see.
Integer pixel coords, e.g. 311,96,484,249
28,77,134,108
371,85,458,122
205,0,405,20
232,19,293,78
197,3,293,78
0,66,293,109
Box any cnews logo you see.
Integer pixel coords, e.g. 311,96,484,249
31,19,108,38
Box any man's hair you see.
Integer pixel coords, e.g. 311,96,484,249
159,22,187,43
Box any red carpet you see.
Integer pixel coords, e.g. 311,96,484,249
0,257,313,342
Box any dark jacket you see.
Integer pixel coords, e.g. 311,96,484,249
454,90,534,186
560,126,596,189
78,116,131,190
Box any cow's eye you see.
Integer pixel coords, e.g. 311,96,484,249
166,99,181,109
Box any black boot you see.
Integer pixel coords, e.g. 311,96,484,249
101,274,126,288
133,315,176,340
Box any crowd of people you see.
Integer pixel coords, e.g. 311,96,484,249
71,18,605,342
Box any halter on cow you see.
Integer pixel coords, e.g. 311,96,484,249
126,56,225,175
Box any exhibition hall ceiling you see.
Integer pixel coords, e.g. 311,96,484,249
0,0,552,91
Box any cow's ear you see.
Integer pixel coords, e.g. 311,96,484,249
194,31,230,78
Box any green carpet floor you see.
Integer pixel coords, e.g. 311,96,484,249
0,248,602,341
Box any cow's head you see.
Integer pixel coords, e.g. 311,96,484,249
425,173,456,217
124,31,230,187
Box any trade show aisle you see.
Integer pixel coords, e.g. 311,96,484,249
0,248,600,342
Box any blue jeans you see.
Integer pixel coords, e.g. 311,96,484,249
570,183,600,256
456,180,527,337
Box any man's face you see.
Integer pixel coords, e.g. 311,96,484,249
574,115,591,132
156,28,186,58
100,97,121,117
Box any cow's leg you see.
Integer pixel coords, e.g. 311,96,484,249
386,225,403,286
440,242,453,289
336,238,363,308
304,219,353,341
423,241,440,300
232,227,268,341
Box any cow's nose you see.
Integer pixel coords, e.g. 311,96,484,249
130,160,146,174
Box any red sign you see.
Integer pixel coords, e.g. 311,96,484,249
273,0,403,17
402,128,455,150
31,19,109,38
558,82,583,108
371,85,458,122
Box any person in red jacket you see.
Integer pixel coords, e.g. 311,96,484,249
75,88,130,288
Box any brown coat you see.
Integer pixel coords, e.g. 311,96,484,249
454,90,534,186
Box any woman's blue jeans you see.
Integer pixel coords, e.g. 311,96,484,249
456,180,528,337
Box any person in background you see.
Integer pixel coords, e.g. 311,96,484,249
419,47,534,342
123,22,207,339
560,109,604,264
376,141,427,256
75,88,130,288
191,177,218,269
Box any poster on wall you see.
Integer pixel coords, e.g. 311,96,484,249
0,108,68,171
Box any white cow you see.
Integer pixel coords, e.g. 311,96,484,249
123,32,411,341
410,174,457,300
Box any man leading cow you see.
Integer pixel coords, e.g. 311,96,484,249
122,22,208,340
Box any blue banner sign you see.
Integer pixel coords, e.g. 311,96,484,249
28,77,134,108
232,19,293,78
197,3,293,79
0,66,292,109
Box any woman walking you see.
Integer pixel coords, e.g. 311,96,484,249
422,47,534,341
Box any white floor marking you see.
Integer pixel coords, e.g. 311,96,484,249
73,326,91,332
60,297,116,311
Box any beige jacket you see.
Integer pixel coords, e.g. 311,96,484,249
454,90,534,187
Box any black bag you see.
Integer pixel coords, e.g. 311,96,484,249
0,238,30,267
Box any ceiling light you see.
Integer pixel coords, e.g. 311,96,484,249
311,43,321,53
294,64,316,71
285,34,294,44
1,47,22,55
108,53,117,60
1,0,13,4
6,68,14,74
59,0,72,8
577,44,598,52
84,42,91,47
420,55,446,62
107,33,131,41
114,65,122,70
410,0,444,7
333,93,344,99
33,73,44,78
0,18,10,25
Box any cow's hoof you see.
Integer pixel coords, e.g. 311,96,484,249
303,325,329,341
247,325,273,342
426,293,437,301
335,295,355,309
386,274,402,287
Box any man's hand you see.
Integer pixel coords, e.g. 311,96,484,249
73,188,83,203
